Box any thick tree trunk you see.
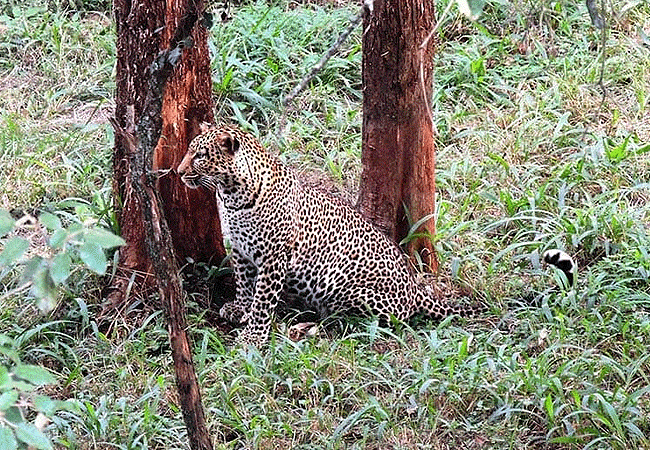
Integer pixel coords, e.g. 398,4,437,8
112,0,163,273
358,0,438,271
112,0,225,287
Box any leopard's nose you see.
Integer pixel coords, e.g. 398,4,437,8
177,161,189,177
177,154,192,177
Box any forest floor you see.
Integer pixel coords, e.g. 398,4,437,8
1,0,650,449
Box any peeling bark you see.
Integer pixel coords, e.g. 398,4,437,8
155,0,223,263
112,0,225,292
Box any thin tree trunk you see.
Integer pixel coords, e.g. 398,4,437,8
358,0,438,271
111,7,213,450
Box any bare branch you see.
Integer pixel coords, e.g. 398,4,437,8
277,2,370,138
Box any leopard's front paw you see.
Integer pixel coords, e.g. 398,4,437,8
219,301,250,324
234,325,270,348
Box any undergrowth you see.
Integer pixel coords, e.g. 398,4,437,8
0,0,649,449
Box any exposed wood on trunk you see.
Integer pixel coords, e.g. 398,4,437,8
155,0,223,263
358,0,438,271
111,9,213,449
112,0,165,274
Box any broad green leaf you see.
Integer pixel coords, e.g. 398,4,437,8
0,426,18,450
14,423,53,450
36,295,57,314
9,380,35,392
0,347,18,366
49,228,68,249
0,238,29,266
457,0,485,20
0,335,12,347
38,212,61,231
33,395,57,416
0,210,14,237
56,398,79,413
0,366,10,389
79,242,107,275
21,256,43,287
50,253,71,285
30,266,55,304
0,390,18,410
3,406,23,424
13,365,56,386
84,228,125,249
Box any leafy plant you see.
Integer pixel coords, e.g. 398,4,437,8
0,209,123,448
1,209,125,312
0,334,77,450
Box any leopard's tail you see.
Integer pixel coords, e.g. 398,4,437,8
417,283,486,320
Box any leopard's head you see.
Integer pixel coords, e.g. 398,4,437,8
177,125,242,191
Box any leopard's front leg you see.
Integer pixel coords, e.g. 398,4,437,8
236,248,289,347
219,248,257,324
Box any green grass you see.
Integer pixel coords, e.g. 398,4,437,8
1,0,650,448
0,3,114,210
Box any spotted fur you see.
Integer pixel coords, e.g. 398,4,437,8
178,125,480,346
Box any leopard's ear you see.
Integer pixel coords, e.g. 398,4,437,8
219,132,240,155
199,122,215,134
199,122,217,134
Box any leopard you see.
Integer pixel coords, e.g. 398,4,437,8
177,124,481,347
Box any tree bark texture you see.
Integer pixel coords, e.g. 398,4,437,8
113,0,224,281
111,7,214,450
358,0,438,271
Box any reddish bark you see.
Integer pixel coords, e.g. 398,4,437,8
112,0,164,272
358,0,438,271
155,0,224,263
112,0,225,284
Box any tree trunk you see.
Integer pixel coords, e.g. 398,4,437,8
358,0,438,271
154,0,224,263
112,0,225,289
